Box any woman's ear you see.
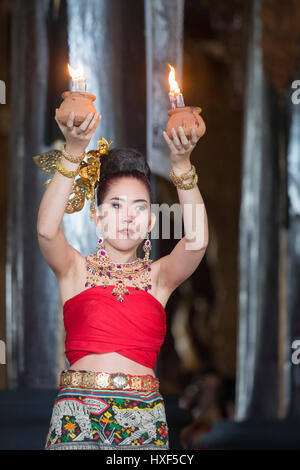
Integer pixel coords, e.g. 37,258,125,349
93,207,102,226
93,210,98,226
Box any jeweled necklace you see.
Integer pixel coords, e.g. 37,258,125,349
85,238,153,303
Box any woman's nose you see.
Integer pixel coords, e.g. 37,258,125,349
123,207,135,222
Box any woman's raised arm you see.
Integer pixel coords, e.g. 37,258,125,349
37,110,101,278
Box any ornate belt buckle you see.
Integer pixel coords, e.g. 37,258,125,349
82,372,96,388
71,372,82,387
95,373,107,389
108,372,129,389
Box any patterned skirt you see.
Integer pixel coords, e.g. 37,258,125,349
45,371,169,450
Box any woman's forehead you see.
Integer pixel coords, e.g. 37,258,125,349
105,179,148,200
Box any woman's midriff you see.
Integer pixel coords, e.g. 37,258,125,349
68,352,157,378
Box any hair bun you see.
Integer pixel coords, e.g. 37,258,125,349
99,147,151,182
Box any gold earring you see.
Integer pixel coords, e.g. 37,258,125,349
143,232,152,260
97,231,105,251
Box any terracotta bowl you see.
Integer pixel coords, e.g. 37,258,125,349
166,106,206,139
56,91,97,127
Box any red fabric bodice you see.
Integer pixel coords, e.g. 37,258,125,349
63,285,167,369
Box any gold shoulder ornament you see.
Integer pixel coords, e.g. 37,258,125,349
32,137,112,220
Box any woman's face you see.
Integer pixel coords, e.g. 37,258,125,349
95,177,155,249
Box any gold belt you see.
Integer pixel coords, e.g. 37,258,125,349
60,369,160,392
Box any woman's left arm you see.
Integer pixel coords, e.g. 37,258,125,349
158,125,209,292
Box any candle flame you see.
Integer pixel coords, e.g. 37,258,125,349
168,64,181,93
67,63,85,79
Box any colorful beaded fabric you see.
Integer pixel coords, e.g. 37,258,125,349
45,381,169,450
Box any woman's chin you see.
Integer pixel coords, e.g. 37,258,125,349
105,232,143,246
117,237,140,245
118,232,141,241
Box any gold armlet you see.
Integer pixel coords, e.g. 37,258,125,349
61,143,86,163
170,164,196,184
56,157,81,178
172,172,198,190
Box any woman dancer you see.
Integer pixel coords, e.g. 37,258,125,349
36,110,208,450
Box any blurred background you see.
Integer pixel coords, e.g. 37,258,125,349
1,0,300,450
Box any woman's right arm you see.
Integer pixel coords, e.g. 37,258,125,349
37,110,101,278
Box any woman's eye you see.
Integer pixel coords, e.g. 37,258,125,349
111,203,146,211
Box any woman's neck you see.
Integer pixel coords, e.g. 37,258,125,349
97,245,138,264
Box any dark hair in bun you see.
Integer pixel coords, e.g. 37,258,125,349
96,147,154,207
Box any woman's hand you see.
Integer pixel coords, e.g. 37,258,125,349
163,126,199,165
55,110,102,153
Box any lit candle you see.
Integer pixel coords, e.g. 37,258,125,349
67,64,87,92
168,64,185,109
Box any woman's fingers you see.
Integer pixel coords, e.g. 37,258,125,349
86,112,101,133
171,127,182,149
55,110,101,146
78,113,93,133
190,127,199,145
163,127,199,153
66,111,75,130
163,131,178,154
66,111,74,129
177,126,190,149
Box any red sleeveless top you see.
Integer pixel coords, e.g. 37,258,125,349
63,284,167,369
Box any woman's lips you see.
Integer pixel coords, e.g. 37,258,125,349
119,229,134,235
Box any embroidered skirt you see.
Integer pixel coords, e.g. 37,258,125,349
45,374,169,450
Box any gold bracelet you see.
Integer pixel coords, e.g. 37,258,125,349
56,157,81,178
170,164,196,185
172,173,198,190
61,143,86,163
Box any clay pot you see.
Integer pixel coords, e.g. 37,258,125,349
56,91,97,127
166,106,206,139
